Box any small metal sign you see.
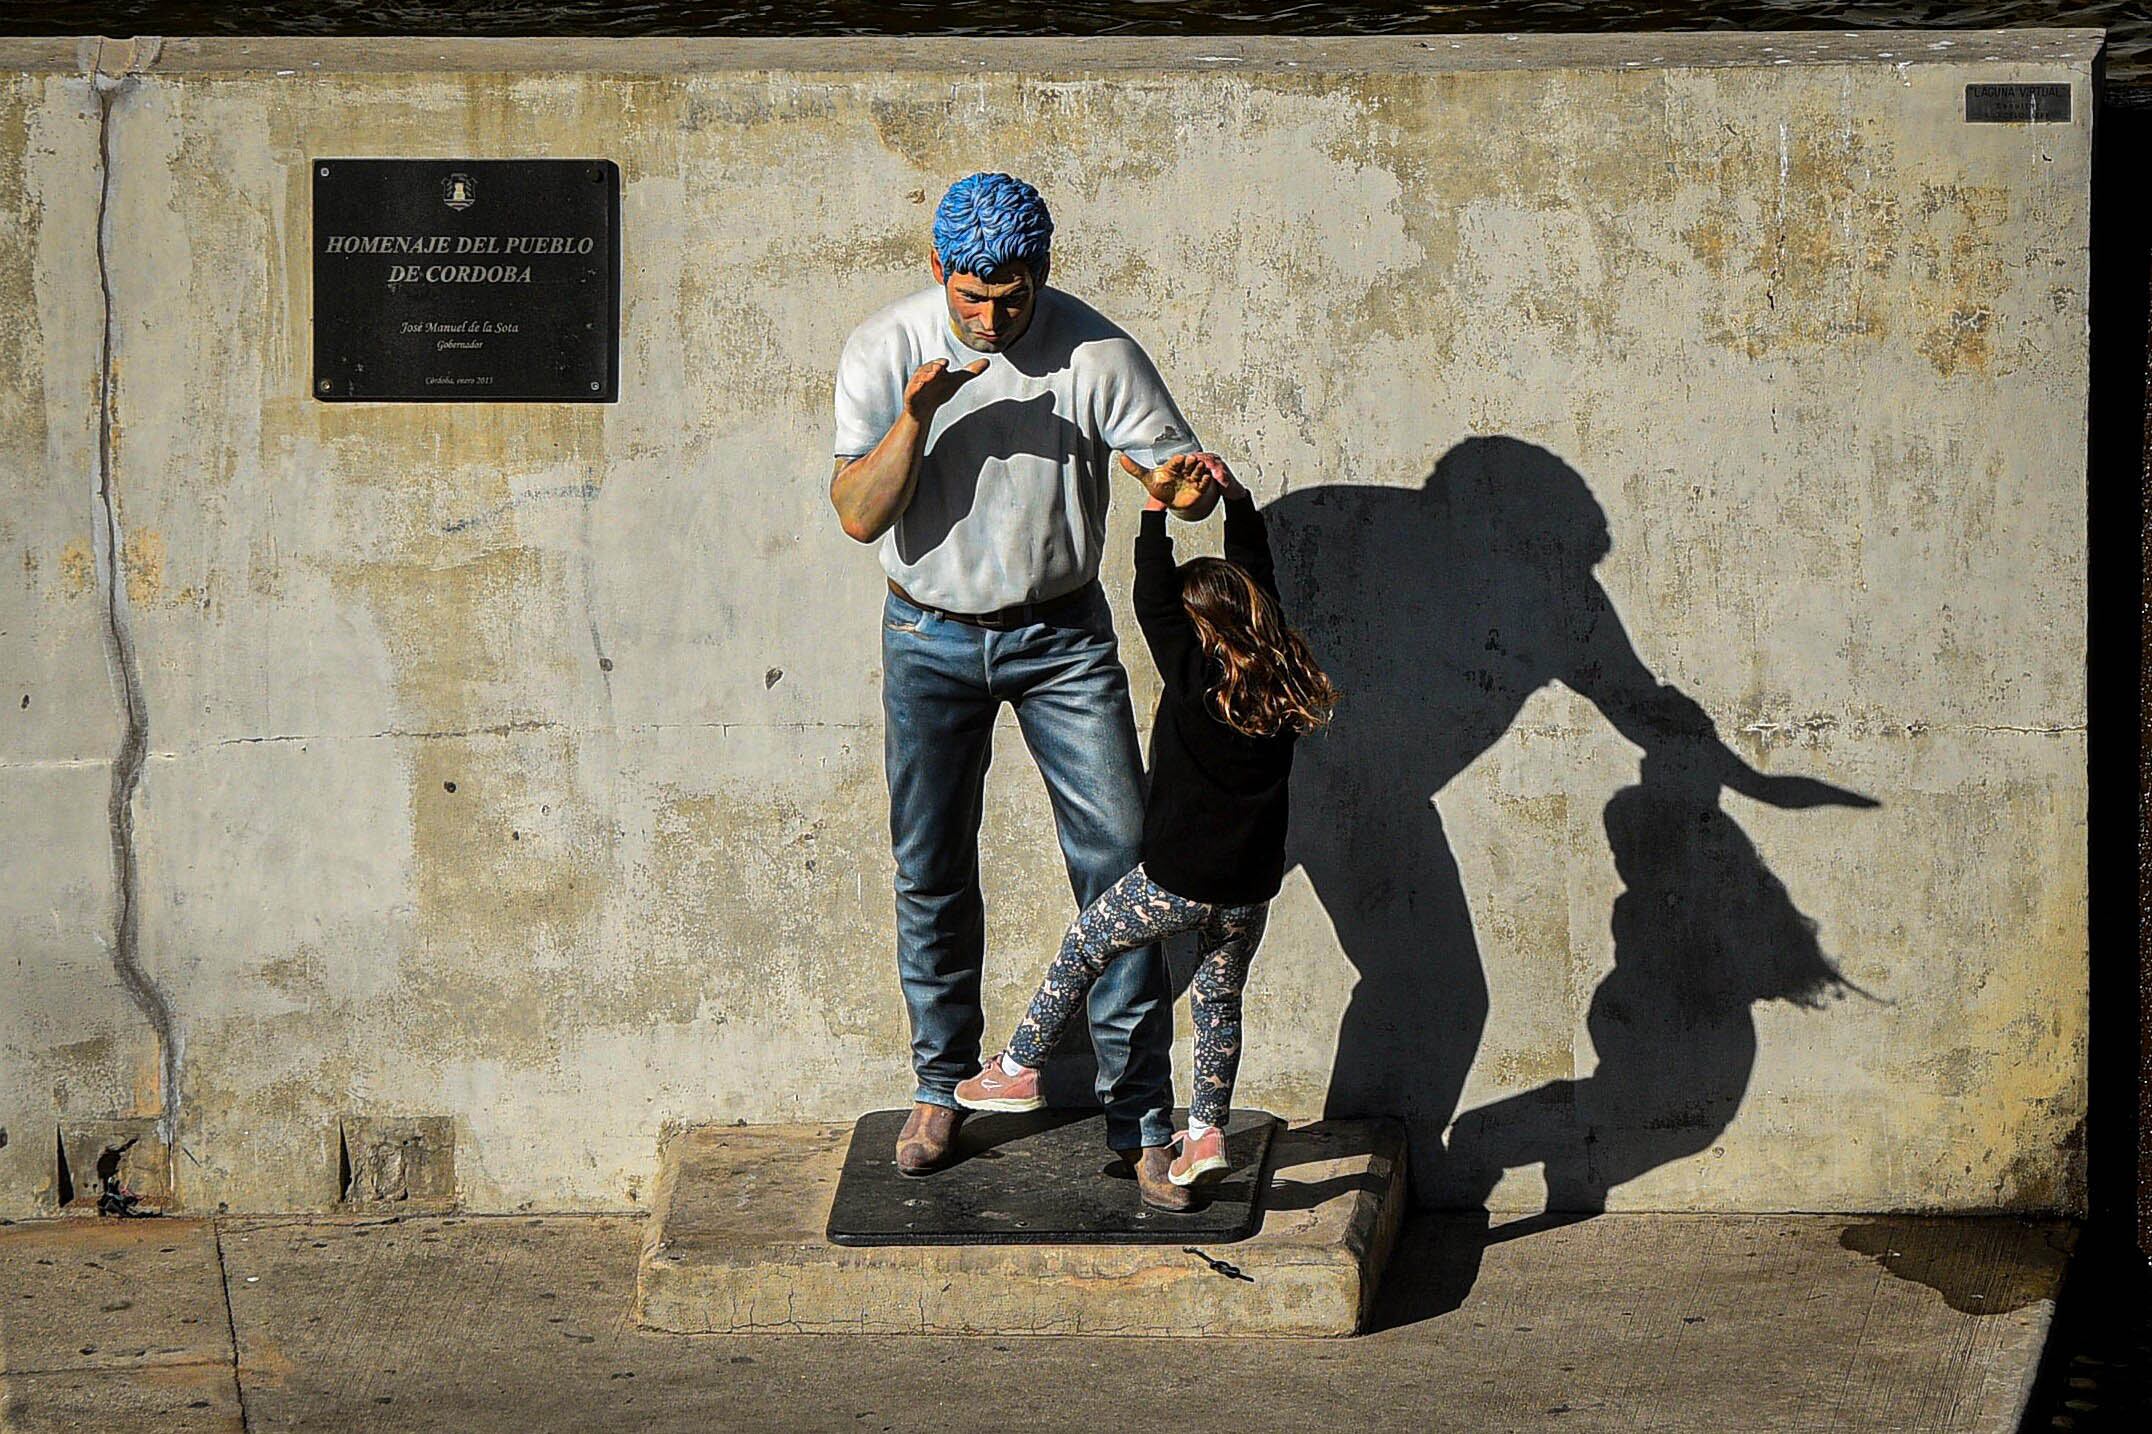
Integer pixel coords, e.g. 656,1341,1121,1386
1964,83,2072,124
313,159,619,402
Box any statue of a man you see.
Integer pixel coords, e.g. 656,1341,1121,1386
830,172,1221,1208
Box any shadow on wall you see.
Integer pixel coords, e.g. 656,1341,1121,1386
1263,436,1880,1222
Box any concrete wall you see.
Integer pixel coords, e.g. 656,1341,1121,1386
0,32,2096,1215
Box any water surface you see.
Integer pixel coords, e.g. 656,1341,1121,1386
2,1,2142,86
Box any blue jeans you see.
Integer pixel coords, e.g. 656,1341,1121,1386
881,582,1174,1151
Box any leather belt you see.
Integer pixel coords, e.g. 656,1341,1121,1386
887,578,1094,632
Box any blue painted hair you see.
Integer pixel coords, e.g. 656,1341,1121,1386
932,173,1053,285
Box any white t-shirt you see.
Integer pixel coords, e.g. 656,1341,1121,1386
832,285,1202,613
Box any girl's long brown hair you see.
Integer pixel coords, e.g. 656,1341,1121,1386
1179,557,1339,739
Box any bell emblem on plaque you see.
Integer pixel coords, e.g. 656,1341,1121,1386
442,173,476,211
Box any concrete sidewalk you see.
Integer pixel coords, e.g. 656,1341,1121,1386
1,1211,2067,1433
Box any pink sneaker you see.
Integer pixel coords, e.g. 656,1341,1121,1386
1169,1127,1229,1186
954,1056,1043,1113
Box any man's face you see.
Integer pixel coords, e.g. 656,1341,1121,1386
932,255,1039,353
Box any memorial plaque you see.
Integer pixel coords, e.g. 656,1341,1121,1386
313,158,618,402
1964,83,2072,123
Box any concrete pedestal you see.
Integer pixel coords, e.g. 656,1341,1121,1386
634,1118,1407,1337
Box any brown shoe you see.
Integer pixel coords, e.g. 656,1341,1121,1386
1119,1144,1195,1212
895,1102,964,1176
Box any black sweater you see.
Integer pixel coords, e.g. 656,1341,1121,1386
1132,494,1298,906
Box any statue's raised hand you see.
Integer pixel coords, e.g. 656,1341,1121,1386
903,357,990,421
1119,452,1223,520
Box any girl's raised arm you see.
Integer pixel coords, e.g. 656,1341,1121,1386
1133,501,1202,685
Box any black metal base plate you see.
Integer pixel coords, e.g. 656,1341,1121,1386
825,1108,1278,1246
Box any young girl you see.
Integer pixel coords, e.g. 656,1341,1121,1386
956,455,1338,1191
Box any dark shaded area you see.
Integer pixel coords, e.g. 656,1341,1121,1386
51,1130,154,1216
1265,438,1875,1217
2083,58,2152,1262
1257,1116,1393,1214
91,1135,143,1217
1448,740,1871,1217
825,1106,1275,1244
2015,52,2152,1434
891,393,1091,564
894,292,1152,562
1840,1217,2069,1315
2017,1248,2152,1431
1365,1211,1500,1329
53,1129,73,1208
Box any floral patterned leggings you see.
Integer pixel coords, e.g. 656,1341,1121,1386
1006,865,1269,1130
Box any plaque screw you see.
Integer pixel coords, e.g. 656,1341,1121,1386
589,381,601,391
318,166,328,177
317,379,331,393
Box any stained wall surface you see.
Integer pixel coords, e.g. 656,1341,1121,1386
0,32,2095,1214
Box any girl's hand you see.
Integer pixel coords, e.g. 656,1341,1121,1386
1190,452,1246,500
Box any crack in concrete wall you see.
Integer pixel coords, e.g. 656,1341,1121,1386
88,55,179,1149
